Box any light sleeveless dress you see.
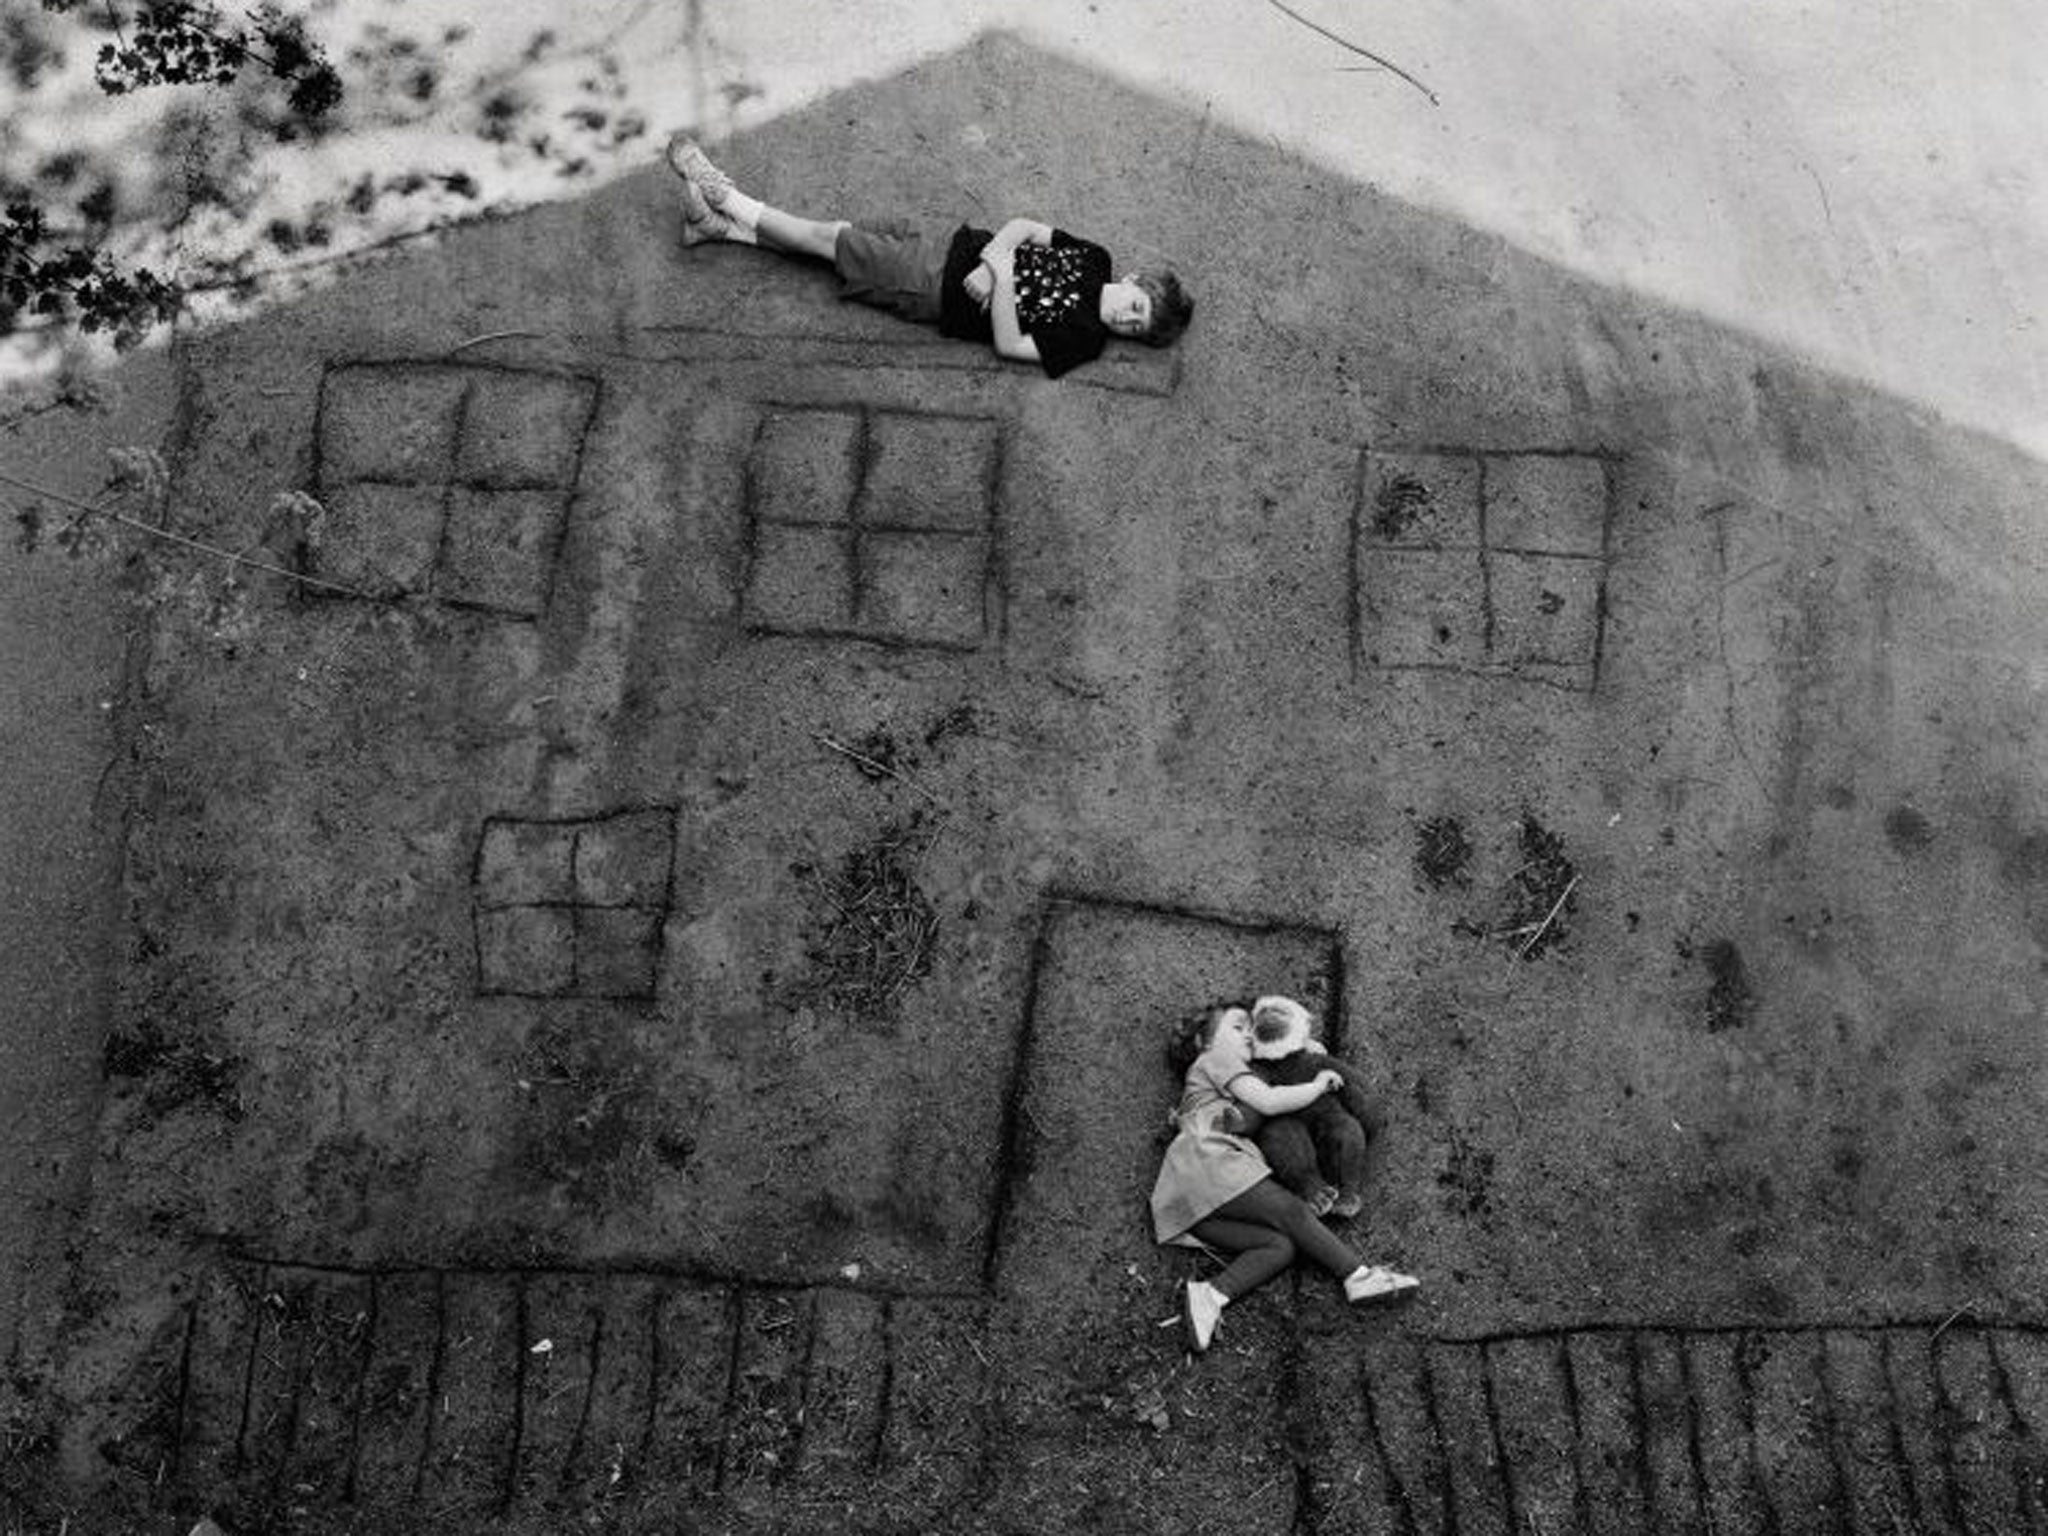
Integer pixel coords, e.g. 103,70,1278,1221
1149,1045,1273,1246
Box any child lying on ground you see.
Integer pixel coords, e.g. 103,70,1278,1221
665,136,1192,380
1231,995,1383,1220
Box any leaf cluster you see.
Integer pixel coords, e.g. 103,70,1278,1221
4,2,345,349
1,201,179,348
90,1,341,118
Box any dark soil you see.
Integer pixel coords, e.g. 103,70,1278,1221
1437,1126,1497,1215
101,1012,245,1124
1372,472,1435,541
1702,937,1755,1032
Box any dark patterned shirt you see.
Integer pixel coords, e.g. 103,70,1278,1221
1014,232,1112,378
938,225,1113,378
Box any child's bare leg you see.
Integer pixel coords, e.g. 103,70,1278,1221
753,207,848,261
666,134,844,259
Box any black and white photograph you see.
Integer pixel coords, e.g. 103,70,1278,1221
2,3,2043,1531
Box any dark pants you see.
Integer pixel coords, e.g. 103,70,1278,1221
831,221,947,324
1257,1104,1369,1202
1190,1177,1362,1301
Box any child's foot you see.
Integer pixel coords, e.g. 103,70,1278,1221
1330,1192,1364,1220
1344,1265,1420,1304
666,134,737,207
672,173,737,246
1182,1280,1224,1353
1307,1183,1338,1217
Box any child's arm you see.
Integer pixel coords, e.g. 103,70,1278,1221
981,218,1054,259
1329,1058,1385,1135
983,248,1041,364
1228,1068,1341,1118
1318,1056,1384,1130
963,221,1055,309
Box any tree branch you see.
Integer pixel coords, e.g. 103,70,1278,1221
0,467,371,599
1263,0,1439,106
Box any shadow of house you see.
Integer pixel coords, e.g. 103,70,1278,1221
43,30,2048,1536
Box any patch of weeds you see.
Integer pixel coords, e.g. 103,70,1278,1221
1065,1366,1175,1434
846,727,906,781
1736,1331,1772,1379
1702,938,1755,1032
922,701,986,752
784,816,943,1023
102,1016,245,1121
1413,814,1473,889
85,1304,192,1493
1505,814,1578,958
2,1374,60,1515
1884,805,1935,852
652,1129,696,1171
1373,472,1433,540
1451,813,1579,959
1438,1127,1496,1216
725,1295,805,1486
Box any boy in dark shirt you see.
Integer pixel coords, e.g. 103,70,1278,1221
666,136,1192,379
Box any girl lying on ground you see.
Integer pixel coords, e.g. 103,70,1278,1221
1151,1003,1418,1353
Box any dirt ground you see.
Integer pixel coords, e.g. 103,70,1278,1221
6,34,2048,1536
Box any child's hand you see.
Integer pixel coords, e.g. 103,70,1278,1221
1314,1069,1343,1095
981,247,1015,285
961,262,994,309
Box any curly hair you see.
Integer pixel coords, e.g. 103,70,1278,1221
1163,998,1248,1077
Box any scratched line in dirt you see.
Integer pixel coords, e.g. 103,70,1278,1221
739,402,1009,653
159,1261,985,1523
1350,444,1621,693
1305,1320,2048,1536
626,323,1183,398
310,359,601,620
140,1257,2048,1532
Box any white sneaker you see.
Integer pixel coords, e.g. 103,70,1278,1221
671,176,737,246
1344,1265,1420,1303
1182,1280,1224,1352
665,134,737,204
663,137,741,245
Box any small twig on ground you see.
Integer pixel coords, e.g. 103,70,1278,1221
1931,1305,1973,1341
1263,0,1440,105
1515,873,1580,959
90,745,123,810
0,468,371,599
1236,1475,1279,1506
811,732,945,805
444,330,543,355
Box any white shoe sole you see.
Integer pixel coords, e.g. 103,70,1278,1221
1347,1269,1420,1302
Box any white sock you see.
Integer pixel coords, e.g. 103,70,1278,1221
716,187,765,230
